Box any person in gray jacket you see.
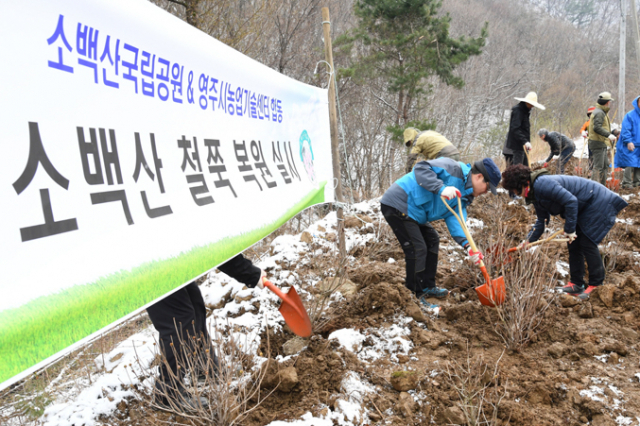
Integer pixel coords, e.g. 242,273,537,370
538,129,576,174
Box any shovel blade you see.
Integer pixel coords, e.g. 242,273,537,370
475,276,506,307
276,286,313,338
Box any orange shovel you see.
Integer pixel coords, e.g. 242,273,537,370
607,147,620,191
263,280,313,337
441,196,505,307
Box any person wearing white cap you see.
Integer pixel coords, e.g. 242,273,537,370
588,92,618,186
504,91,545,167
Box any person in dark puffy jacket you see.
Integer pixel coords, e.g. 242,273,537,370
538,129,576,174
380,158,501,305
501,164,627,300
616,96,640,188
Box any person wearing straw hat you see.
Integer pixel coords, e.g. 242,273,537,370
380,157,501,306
505,91,546,167
403,128,460,173
588,92,617,186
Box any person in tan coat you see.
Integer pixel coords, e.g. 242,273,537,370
404,128,460,173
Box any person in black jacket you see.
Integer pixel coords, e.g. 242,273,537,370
147,254,264,410
538,129,576,174
505,92,546,166
501,164,627,300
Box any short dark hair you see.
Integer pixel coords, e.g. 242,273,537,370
501,164,531,193
597,98,609,106
471,165,481,175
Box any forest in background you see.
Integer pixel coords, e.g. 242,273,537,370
152,0,638,198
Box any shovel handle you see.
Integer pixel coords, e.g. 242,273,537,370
440,196,486,269
262,280,286,300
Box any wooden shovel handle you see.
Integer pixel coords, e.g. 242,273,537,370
440,196,486,271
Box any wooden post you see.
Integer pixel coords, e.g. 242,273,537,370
322,7,346,259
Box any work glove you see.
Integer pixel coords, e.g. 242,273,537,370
255,269,266,289
562,231,577,244
608,134,617,143
628,142,635,152
441,186,461,200
543,162,549,168
581,130,588,138
517,240,529,250
467,247,484,265
524,142,532,151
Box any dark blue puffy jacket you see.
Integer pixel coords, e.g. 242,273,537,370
528,175,627,244
616,96,640,168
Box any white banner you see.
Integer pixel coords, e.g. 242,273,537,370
0,0,333,388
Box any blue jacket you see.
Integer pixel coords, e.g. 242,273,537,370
616,96,640,168
527,174,627,244
380,158,474,247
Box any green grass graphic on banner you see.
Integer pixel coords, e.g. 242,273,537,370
0,183,326,384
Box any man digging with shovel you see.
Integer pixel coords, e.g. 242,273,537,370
380,157,501,307
501,164,627,300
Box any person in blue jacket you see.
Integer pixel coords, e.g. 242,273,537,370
616,96,640,188
501,164,627,299
380,158,502,305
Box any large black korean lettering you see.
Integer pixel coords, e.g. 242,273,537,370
77,126,134,224
13,122,78,242
204,139,237,198
133,133,172,218
178,135,213,206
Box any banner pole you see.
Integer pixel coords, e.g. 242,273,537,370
322,7,346,259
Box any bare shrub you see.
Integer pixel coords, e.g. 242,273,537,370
599,222,631,275
131,319,272,425
304,253,349,334
490,247,558,351
443,344,508,426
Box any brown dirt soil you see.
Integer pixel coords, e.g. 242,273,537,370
100,181,640,426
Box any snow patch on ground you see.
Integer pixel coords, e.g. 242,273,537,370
555,261,569,277
328,319,413,363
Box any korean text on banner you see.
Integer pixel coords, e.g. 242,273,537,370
0,0,333,389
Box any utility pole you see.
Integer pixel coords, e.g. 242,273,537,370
630,0,640,85
322,7,346,260
620,0,627,117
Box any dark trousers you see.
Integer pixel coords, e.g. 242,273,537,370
504,154,513,168
147,254,260,398
557,147,575,174
147,282,210,397
512,150,528,167
381,204,439,295
567,226,604,288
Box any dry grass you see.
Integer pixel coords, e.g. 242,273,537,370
131,319,273,426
